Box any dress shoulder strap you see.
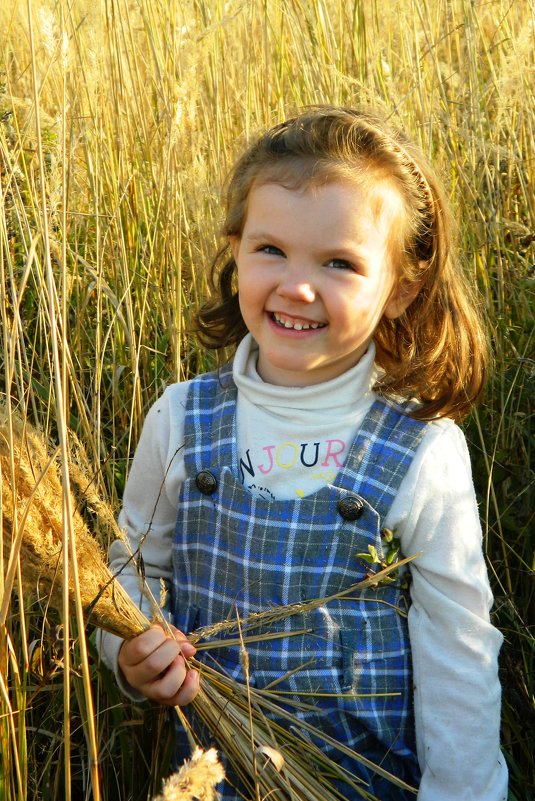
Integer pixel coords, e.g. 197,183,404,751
334,398,428,521
182,362,236,477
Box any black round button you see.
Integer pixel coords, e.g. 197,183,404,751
337,494,365,521
195,470,218,495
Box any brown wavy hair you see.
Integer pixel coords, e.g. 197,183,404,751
196,107,488,421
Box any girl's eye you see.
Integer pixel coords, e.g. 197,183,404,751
258,244,284,256
327,258,355,271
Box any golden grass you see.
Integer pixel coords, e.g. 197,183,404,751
1,0,533,798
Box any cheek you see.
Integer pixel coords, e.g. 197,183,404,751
237,263,250,296
238,265,269,304
237,269,254,303
238,272,263,324
335,286,388,330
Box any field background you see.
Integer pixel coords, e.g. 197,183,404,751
1,0,533,799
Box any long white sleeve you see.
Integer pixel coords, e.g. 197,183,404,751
387,422,507,800
97,380,190,697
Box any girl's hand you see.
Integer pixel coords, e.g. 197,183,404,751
118,624,199,706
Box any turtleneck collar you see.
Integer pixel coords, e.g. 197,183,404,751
232,333,378,414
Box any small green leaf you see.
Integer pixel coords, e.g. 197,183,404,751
368,545,379,562
356,552,375,564
381,527,395,543
357,544,380,565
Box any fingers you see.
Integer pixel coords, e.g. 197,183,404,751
165,660,200,706
118,625,200,706
141,650,199,706
120,625,196,667
120,625,170,666
167,625,197,660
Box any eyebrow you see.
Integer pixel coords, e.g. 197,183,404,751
243,230,278,242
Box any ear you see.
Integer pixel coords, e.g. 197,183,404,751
228,235,240,262
383,268,426,320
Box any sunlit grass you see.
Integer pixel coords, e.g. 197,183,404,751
1,0,533,799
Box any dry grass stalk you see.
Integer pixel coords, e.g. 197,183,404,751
0,407,416,800
152,748,224,801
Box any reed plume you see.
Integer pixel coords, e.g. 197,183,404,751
152,748,224,801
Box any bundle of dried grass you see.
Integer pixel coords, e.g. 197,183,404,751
1,407,417,801
0,407,148,639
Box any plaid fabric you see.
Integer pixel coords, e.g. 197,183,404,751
172,363,427,799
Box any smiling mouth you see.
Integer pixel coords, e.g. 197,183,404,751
271,312,326,331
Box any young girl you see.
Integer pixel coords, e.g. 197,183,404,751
99,107,507,800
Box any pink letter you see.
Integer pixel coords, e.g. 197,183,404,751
321,439,346,468
257,445,276,475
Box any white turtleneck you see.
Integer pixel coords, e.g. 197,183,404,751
99,334,507,801
234,333,378,500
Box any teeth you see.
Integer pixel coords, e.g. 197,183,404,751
273,313,323,331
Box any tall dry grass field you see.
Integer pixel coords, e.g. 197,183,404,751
0,0,533,799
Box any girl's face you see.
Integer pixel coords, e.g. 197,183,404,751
231,180,412,387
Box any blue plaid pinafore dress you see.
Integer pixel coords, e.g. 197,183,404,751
172,364,427,800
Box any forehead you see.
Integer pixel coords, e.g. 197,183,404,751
243,177,405,241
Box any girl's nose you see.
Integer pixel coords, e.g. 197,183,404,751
276,265,316,303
